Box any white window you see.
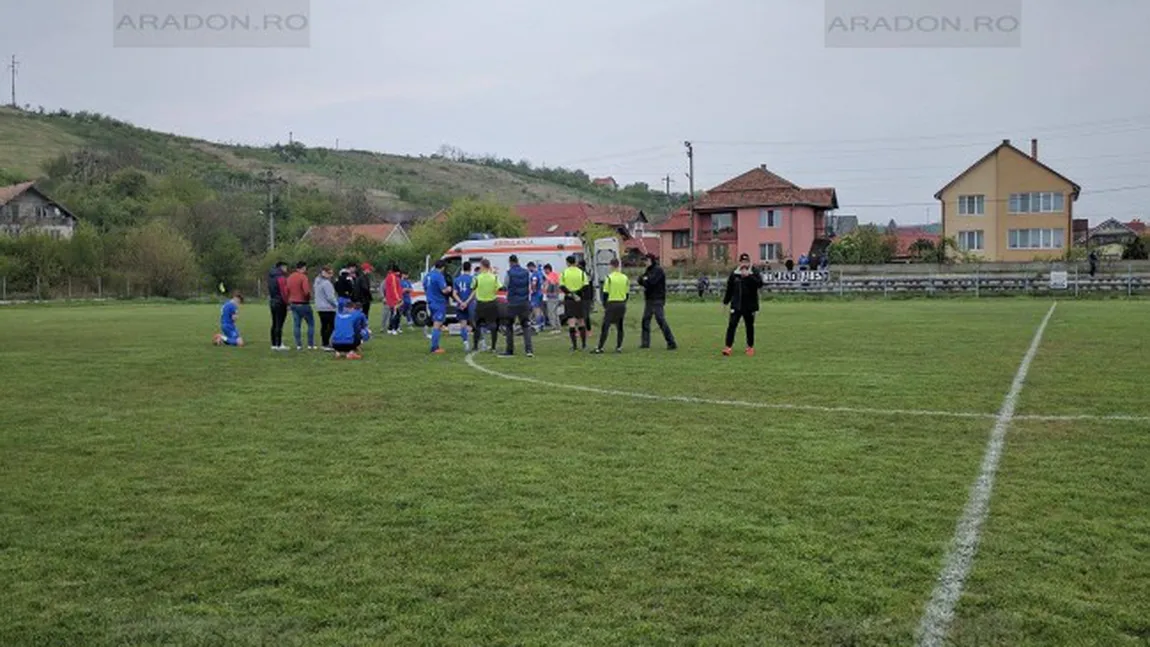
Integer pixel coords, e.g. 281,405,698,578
957,230,984,251
958,195,985,215
1008,192,1065,214
1007,228,1065,250
758,209,781,228
759,243,782,261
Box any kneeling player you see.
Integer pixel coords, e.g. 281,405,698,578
213,292,245,347
331,302,370,359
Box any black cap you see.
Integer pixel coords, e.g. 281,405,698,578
738,253,751,262
509,254,519,263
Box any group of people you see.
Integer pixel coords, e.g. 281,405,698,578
214,252,765,359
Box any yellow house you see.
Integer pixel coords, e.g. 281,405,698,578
936,139,1081,262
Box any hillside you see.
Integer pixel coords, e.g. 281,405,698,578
0,106,683,218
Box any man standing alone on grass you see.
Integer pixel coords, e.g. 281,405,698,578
722,252,763,357
592,259,629,354
285,261,316,350
560,255,588,351
424,260,451,354
314,265,338,351
500,255,535,358
638,254,677,350
266,261,289,351
355,263,374,322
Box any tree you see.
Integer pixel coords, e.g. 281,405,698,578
440,197,526,243
1122,234,1149,260
201,231,246,291
117,221,200,297
827,225,898,264
908,238,936,262
66,222,106,276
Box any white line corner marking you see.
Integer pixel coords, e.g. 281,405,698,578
915,302,1058,647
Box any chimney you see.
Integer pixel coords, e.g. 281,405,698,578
1031,138,1038,160
760,164,767,170
1002,138,1010,146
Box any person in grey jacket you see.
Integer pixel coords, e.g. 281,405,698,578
314,265,339,350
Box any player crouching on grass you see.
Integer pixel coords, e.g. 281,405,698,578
331,301,371,360
213,291,245,347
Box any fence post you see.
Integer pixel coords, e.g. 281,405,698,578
837,270,844,297
1,276,5,301
35,276,41,301
98,276,103,299
68,277,73,301
127,278,132,299
975,268,980,298
1128,263,1133,298
883,267,889,298
1074,267,1079,298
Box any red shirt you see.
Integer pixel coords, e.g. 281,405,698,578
285,270,312,304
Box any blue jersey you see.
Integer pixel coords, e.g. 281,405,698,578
332,310,367,344
530,270,545,302
220,301,238,331
401,279,413,305
453,274,474,304
425,270,448,308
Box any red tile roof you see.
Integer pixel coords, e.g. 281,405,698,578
0,181,37,207
693,167,838,211
892,227,941,257
623,235,660,256
1127,219,1146,234
301,224,404,248
513,203,642,237
651,208,690,231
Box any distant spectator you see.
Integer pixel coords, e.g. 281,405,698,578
1088,250,1099,277
355,263,374,321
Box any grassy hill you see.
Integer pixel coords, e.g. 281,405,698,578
0,106,682,217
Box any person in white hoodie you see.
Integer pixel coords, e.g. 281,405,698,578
313,265,339,351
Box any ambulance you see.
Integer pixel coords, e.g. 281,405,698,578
408,236,620,327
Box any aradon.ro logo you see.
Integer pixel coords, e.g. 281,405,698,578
113,0,310,48
825,0,1021,48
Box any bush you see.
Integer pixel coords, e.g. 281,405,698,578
117,221,200,297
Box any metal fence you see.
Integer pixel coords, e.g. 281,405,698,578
2,265,1147,303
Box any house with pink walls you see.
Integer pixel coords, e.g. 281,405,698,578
686,165,838,265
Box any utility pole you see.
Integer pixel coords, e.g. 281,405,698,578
685,141,695,261
663,174,675,214
7,55,18,108
258,169,286,252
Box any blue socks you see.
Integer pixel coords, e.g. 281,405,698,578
430,328,441,351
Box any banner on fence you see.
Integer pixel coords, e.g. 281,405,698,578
1049,271,1068,289
764,271,831,283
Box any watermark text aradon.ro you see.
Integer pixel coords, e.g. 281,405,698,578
114,0,309,48
825,0,1021,48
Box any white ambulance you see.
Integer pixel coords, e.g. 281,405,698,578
408,236,620,327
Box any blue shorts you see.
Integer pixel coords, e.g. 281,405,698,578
221,327,240,346
429,305,447,323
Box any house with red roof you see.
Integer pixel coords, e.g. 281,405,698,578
512,202,646,238
592,177,618,190
653,166,838,265
891,226,942,261
300,223,410,249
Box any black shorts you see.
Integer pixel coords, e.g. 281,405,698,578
603,302,626,325
476,301,501,327
332,341,359,353
563,297,582,320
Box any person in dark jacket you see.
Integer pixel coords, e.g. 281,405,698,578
722,252,764,357
354,263,374,321
577,259,594,334
638,254,677,350
334,263,356,304
266,261,289,350
500,254,534,357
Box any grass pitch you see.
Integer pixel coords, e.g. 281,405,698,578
0,300,1146,646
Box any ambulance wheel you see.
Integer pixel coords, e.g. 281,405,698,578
411,304,429,328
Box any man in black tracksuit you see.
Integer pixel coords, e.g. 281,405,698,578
638,254,677,350
722,252,764,357
335,264,356,304
354,263,374,321
266,261,289,349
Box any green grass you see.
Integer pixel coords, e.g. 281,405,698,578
0,300,1146,645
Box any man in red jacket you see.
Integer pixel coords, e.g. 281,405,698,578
285,261,316,350
383,264,404,335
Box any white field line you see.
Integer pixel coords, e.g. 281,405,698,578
914,301,1058,647
464,333,1150,424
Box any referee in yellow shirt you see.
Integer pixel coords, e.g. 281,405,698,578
591,258,629,354
473,258,502,352
560,255,588,351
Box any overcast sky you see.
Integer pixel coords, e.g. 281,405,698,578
3,0,1149,225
